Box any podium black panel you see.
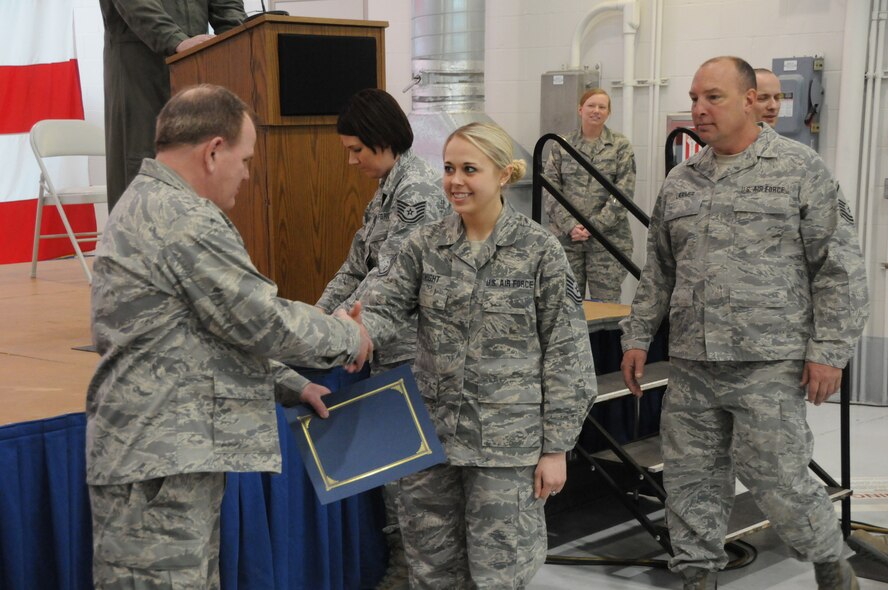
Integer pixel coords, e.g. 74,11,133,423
278,34,377,116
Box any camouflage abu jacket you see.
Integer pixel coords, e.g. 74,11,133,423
544,126,636,240
316,148,449,366
86,159,362,485
621,125,869,367
362,202,597,467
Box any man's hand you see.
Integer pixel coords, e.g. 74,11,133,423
534,452,567,500
621,348,648,397
176,34,214,53
801,361,843,406
570,224,590,242
334,301,373,372
299,383,332,418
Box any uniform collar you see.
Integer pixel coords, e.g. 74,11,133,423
688,123,775,179
138,158,202,199
379,148,417,197
437,199,523,248
567,125,615,154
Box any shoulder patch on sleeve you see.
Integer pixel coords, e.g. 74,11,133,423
377,255,393,277
565,274,584,306
397,200,427,225
838,198,854,225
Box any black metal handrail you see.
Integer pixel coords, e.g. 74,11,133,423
664,127,705,176
532,133,648,280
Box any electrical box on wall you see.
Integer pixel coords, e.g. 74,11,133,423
540,68,602,141
772,55,823,151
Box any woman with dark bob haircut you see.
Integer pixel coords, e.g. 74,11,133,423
336,88,413,157
316,88,450,589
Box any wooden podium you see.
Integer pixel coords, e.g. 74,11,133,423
167,15,387,303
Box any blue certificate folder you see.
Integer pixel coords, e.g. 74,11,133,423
285,365,446,505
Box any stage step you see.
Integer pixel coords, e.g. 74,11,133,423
725,486,851,542
590,435,664,473
595,360,670,403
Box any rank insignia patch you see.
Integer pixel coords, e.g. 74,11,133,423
397,201,427,224
566,275,583,305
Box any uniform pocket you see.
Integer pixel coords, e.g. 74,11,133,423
777,396,814,488
664,194,703,221
669,286,694,307
418,276,449,310
212,373,277,454
664,194,703,261
478,380,542,448
668,286,696,336
592,154,616,179
732,193,794,258
730,285,788,309
98,531,204,570
481,290,533,359
95,474,217,570
515,479,547,587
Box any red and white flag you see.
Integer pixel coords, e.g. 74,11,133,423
0,0,97,265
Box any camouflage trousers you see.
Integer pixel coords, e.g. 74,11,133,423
397,463,546,589
661,359,845,575
376,361,408,537
560,234,630,303
89,472,226,589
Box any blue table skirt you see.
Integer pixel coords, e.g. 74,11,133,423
0,402,386,590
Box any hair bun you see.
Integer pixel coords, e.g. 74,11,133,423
508,159,526,184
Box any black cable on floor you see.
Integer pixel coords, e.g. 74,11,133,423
724,540,758,570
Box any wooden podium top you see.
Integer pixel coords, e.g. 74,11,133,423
167,13,389,65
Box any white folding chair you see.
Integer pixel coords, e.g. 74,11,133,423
29,119,107,283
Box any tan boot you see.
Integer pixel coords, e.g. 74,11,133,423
813,558,860,590
682,569,717,589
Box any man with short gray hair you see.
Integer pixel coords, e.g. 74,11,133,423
86,84,372,588
621,56,868,590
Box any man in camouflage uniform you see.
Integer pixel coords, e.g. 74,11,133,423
620,57,869,590
317,88,449,590
361,197,597,589
86,85,372,589
99,0,246,211
544,91,636,302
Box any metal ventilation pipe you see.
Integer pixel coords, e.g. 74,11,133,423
407,0,535,217
410,0,485,113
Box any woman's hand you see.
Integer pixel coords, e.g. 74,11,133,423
570,224,590,242
534,452,567,500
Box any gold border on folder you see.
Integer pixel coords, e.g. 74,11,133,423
297,378,433,491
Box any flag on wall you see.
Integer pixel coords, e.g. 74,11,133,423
0,0,98,265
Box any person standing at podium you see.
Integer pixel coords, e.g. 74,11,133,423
620,56,869,590
360,122,597,589
99,0,246,212
86,85,372,589
316,88,449,590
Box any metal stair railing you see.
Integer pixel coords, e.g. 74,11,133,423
531,133,648,279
